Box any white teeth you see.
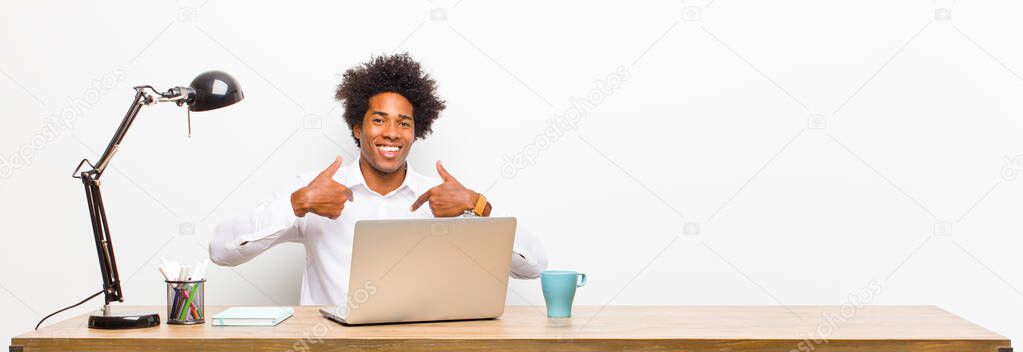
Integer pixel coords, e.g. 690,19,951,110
378,145,400,152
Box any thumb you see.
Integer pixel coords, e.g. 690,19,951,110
318,156,342,179
436,160,456,183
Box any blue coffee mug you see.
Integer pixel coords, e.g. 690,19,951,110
541,270,587,318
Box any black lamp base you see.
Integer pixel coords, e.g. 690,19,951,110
88,311,160,329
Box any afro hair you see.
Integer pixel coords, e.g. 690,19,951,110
335,53,446,146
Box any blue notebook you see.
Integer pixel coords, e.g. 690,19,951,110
212,307,294,326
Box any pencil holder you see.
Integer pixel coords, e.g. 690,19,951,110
166,280,205,325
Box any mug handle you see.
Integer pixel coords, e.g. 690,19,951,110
577,273,587,287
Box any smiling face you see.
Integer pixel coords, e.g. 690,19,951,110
353,92,415,174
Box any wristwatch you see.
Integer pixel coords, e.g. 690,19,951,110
461,192,487,217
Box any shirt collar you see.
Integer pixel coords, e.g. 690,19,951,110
339,155,428,197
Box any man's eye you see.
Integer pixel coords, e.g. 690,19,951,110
400,121,411,127
373,118,384,124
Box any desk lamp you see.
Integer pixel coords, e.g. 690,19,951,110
41,71,243,329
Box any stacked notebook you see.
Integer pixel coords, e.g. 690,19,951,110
211,307,294,326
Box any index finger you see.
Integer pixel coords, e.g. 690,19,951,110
410,189,431,211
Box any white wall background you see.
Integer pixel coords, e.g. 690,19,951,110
3,0,1023,345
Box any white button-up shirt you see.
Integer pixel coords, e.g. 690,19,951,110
209,157,548,305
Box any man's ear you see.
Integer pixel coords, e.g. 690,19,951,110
352,124,361,147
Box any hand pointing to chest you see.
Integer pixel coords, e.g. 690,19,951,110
411,161,482,217
291,156,355,220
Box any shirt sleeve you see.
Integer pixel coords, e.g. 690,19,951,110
509,224,548,279
485,205,547,279
471,198,548,279
208,175,306,267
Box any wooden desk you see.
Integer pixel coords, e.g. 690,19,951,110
10,305,1011,351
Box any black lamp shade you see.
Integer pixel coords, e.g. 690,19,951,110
188,70,244,112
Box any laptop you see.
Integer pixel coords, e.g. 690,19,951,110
319,217,517,325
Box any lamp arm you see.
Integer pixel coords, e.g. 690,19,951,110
87,88,147,178
70,86,156,306
80,174,122,305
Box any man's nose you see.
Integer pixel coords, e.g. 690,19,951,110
382,121,400,140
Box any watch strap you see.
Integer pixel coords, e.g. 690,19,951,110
473,192,487,216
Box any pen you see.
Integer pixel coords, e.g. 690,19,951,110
179,284,198,321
